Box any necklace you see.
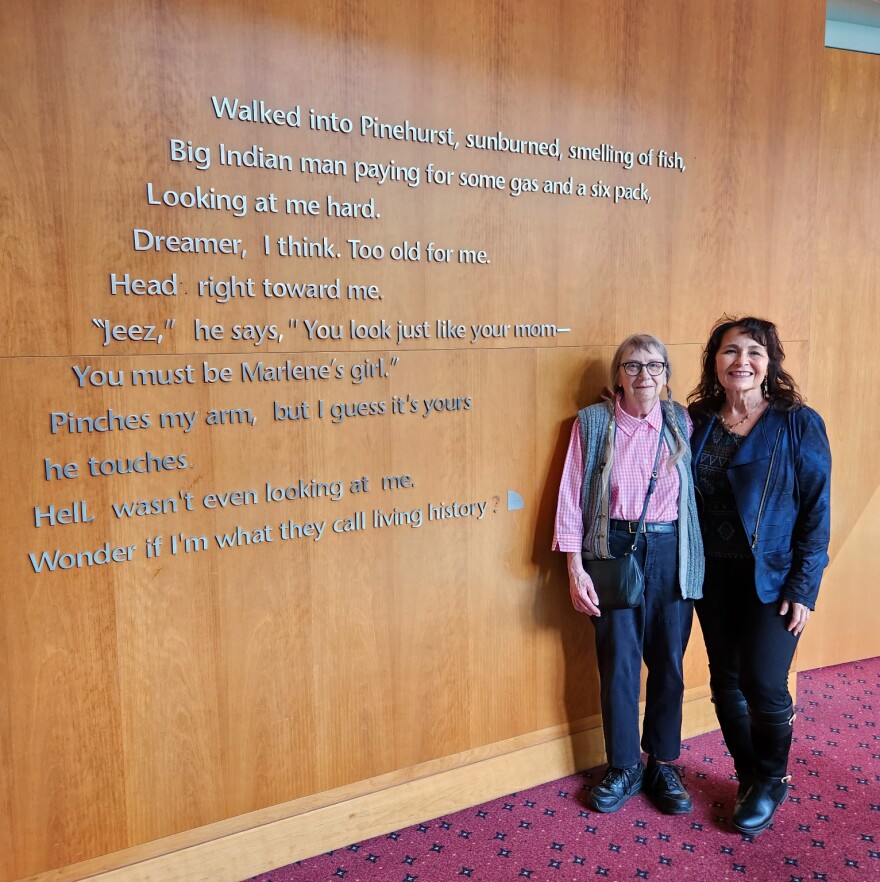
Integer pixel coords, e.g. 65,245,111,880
719,400,763,431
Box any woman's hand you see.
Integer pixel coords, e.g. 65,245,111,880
779,599,811,636
566,552,601,617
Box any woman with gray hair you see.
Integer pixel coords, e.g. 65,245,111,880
554,334,704,815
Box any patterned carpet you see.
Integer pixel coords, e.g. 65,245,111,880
246,657,879,882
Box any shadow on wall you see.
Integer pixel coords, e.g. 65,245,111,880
530,357,610,742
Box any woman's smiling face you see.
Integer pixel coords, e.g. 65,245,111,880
715,328,769,397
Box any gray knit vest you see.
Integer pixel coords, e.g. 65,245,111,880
577,400,704,600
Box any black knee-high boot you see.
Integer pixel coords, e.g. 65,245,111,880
711,688,756,805
732,705,794,835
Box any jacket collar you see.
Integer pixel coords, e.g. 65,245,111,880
692,406,786,467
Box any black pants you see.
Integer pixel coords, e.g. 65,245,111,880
696,557,800,715
590,526,694,768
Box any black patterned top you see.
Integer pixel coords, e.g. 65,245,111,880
697,420,751,559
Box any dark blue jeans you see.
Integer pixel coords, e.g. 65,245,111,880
696,556,800,715
590,525,694,768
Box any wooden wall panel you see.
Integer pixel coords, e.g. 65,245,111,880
799,48,880,670
0,1,839,879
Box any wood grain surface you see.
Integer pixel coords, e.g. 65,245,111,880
798,47,880,670
4,2,872,880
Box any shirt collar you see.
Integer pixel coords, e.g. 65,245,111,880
615,395,662,436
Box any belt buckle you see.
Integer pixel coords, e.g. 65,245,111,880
628,521,644,534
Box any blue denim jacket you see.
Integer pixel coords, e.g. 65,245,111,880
691,405,831,609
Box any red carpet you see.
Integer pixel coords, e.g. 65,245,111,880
246,658,879,881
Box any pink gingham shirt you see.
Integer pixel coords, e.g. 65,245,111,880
553,397,693,552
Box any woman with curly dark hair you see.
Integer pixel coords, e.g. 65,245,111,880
689,316,831,836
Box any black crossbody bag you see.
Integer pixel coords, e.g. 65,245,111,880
582,428,665,610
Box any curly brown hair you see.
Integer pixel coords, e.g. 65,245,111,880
688,315,803,414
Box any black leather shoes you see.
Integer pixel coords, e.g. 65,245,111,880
589,762,644,813
644,757,693,814
732,776,789,835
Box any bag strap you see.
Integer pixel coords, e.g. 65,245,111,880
630,428,665,550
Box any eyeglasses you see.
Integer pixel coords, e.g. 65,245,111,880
619,361,667,377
